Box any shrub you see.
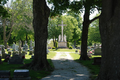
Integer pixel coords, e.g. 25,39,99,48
69,46,73,49
67,42,69,48
52,47,55,49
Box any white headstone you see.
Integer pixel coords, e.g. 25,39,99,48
12,43,16,51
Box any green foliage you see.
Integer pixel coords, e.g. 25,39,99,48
69,46,73,49
0,0,9,17
48,15,79,43
67,42,69,48
9,0,34,42
47,0,69,16
52,47,55,49
48,17,61,40
88,18,101,43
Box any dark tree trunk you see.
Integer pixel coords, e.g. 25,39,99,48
96,0,120,80
74,40,76,48
22,0,52,71
53,37,55,47
26,34,28,42
79,0,100,60
21,40,24,47
80,1,90,60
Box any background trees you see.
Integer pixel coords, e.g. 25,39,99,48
48,15,81,48
88,18,101,44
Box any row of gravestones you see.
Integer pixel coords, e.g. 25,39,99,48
0,43,33,64
0,69,31,80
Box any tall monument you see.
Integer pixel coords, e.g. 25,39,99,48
58,21,67,48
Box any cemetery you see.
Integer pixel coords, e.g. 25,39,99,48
1,0,119,80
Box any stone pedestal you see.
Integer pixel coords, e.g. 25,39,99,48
58,42,67,48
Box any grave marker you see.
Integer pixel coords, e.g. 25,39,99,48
9,54,23,64
0,70,10,80
12,69,31,80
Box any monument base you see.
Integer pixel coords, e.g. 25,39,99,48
58,42,67,48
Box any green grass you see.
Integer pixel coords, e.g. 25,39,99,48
49,49,80,52
69,53,101,80
0,51,56,80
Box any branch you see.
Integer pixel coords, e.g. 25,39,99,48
6,21,13,41
89,15,101,24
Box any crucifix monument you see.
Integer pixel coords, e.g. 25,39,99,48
58,21,67,48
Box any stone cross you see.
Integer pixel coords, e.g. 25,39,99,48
58,21,66,42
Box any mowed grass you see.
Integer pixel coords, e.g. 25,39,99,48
69,53,101,80
49,49,80,52
0,51,56,80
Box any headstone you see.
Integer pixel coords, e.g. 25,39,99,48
16,45,19,51
12,43,16,51
29,40,33,55
94,46,102,55
12,69,31,80
9,54,23,64
29,40,33,50
0,70,10,80
87,52,92,57
58,21,67,48
23,41,28,54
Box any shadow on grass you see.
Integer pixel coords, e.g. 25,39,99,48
0,59,54,80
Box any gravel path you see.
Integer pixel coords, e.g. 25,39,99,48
41,52,91,80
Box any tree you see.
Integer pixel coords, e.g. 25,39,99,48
22,0,52,70
88,19,101,43
48,15,78,47
47,0,102,60
96,0,120,80
48,17,61,47
0,0,8,17
10,0,33,44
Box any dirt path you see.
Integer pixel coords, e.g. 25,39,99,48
41,52,91,80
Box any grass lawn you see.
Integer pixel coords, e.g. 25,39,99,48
49,49,80,53
69,53,101,80
0,51,56,80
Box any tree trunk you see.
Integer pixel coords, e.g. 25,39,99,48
96,0,120,80
23,0,52,70
79,2,90,60
74,40,76,48
53,37,55,47
3,19,7,49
